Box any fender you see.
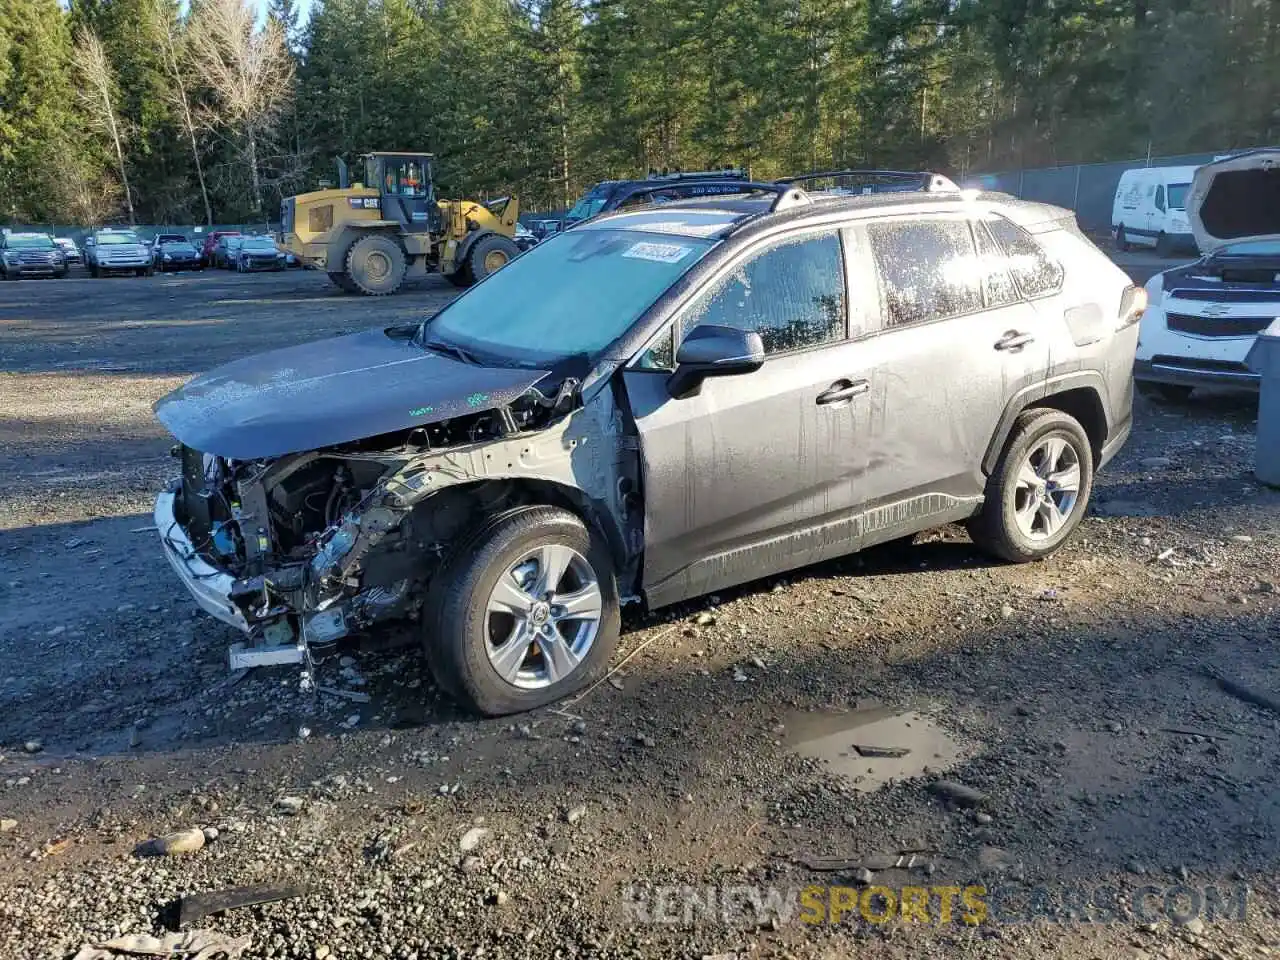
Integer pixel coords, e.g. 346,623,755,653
325,224,401,273
981,370,1110,474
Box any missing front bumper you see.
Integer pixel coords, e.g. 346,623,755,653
155,487,349,668
155,489,250,633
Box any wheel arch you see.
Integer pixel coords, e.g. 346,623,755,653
411,476,632,585
983,374,1110,474
325,224,404,274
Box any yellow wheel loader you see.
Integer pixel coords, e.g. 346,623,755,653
280,152,523,296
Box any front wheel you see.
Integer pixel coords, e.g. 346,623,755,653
1155,232,1173,257
968,409,1095,563
1114,225,1130,252
422,506,621,716
466,233,522,284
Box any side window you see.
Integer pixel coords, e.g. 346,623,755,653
986,216,1064,298
865,218,983,328
973,221,1020,308
1155,185,1166,211
681,231,847,356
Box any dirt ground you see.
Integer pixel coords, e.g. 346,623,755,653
1,263,1279,960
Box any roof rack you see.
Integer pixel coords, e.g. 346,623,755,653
616,180,811,213
777,169,959,194
643,168,749,181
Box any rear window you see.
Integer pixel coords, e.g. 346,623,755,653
866,218,983,328
986,217,1064,298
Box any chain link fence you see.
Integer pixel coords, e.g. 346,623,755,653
965,148,1280,234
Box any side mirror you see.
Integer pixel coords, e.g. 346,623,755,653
667,324,765,399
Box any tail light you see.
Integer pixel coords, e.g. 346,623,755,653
1119,284,1147,328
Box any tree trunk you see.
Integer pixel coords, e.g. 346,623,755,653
558,84,570,211
247,126,262,215
104,94,135,225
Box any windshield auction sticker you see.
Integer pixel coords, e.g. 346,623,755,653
623,241,693,263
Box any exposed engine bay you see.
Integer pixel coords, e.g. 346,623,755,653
159,379,641,668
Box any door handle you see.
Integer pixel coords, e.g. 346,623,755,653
994,330,1035,351
816,379,870,405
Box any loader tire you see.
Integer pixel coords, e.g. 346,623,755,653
328,271,360,293
466,234,521,284
346,234,406,296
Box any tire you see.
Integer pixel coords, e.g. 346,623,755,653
445,266,472,287
327,271,360,293
466,233,521,284
1114,225,1130,252
422,506,621,716
1137,380,1194,403
1155,232,1173,257
968,408,1095,564
345,233,406,296
89,265,99,278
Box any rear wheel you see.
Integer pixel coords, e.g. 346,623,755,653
1114,225,1130,252
422,506,620,716
345,234,406,296
327,271,359,293
466,234,521,284
1137,381,1194,403
1155,232,1173,257
968,408,1095,563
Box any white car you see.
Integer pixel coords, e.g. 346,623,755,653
1135,149,1280,399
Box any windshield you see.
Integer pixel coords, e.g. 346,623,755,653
1167,183,1191,210
162,242,196,251
1214,240,1280,257
6,235,54,249
242,238,277,250
565,186,613,223
97,232,141,245
421,228,715,367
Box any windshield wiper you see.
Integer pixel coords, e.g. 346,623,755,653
420,336,480,365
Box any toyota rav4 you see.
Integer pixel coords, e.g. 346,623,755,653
153,184,1141,716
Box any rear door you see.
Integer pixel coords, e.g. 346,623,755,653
622,226,880,608
848,214,1051,520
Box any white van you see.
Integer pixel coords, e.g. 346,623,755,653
1112,165,1198,255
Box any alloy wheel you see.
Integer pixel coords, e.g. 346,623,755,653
484,544,602,690
1013,434,1082,541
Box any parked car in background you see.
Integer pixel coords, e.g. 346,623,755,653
1136,149,1280,398
212,235,244,269
84,229,152,277
236,235,287,272
153,180,1140,716
1112,165,1198,256
53,237,82,265
1,232,68,279
202,230,240,266
513,222,537,252
154,238,203,272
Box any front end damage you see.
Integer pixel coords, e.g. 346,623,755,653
155,383,639,675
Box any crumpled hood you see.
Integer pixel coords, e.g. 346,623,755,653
155,327,550,460
1188,149,1280,253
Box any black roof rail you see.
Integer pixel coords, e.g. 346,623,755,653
777,169,960,193
615,180,811,213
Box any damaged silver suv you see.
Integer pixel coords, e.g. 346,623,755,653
154,182,1142,716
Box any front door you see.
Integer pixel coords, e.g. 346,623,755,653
622,227,878,609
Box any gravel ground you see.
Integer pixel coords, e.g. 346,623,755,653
1,264,1278,960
